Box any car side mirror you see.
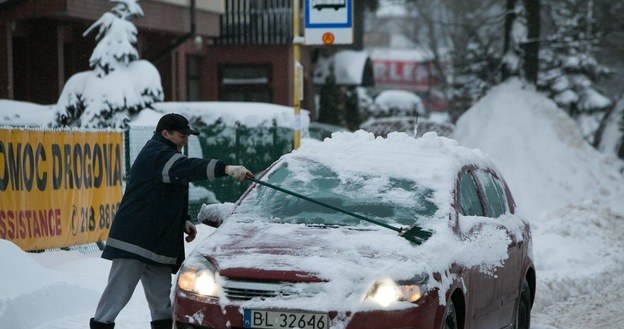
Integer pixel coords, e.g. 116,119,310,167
197,202,235,228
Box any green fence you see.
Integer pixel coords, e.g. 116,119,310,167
193,120,294,203
125,120,294,218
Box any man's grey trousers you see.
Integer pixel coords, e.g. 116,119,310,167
94,258,173,323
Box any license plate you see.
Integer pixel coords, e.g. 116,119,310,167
243,309,329,329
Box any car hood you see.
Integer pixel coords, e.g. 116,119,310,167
194,215,425,283
190,216,437,311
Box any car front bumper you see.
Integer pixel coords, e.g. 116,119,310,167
173,290,442,329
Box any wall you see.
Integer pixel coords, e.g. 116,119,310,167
201,44,315,114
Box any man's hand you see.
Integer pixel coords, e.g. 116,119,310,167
185,220,197,242
225,165,254,182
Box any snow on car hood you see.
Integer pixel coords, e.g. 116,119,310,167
200,215,421,278
193,211,519,312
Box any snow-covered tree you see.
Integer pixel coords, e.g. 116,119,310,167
501,0,540,84
501,0,526,80
422,1,506,121
55,0,163,128
450,37,503,117
538,0,612,144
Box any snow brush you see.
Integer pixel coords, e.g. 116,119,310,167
245,177,431,245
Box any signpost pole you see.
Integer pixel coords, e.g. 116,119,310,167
293,0,302,150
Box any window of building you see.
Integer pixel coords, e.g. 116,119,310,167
218,64,272,102
186,55,202,101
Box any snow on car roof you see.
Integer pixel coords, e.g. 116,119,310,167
286,130,499,221
291,129,496,198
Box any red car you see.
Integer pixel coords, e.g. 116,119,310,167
173,131,535,329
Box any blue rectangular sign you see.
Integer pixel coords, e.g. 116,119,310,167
305,0,352,28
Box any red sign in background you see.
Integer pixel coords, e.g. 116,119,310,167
372,60,441,92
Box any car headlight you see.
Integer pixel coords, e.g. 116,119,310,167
364,275,427,307
177,254,220,298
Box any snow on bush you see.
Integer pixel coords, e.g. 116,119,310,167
372,89,427,118
55,0,163,129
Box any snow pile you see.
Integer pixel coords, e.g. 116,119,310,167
454,78,624,328
0,99,56,126
454,79,624,218
0,240,100,328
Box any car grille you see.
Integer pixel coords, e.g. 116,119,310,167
221,279,319,301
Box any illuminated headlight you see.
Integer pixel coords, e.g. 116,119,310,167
364,275,427,307
177,254,220,297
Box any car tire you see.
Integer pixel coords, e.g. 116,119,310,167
514,278,531,329
442,299,458,329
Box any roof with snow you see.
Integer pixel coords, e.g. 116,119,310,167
313,50,374,86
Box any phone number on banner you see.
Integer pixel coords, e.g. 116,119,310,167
70,202,120,235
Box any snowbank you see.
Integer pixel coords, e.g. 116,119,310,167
454,78,624,328
454,79,624,218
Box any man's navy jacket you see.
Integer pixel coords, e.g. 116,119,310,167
101,134,226,273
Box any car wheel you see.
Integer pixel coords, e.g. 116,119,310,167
514,279,531,329
442,299,458,329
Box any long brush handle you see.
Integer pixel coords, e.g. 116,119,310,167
245,177,402,233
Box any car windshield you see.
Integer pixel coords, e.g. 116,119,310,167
236,159,438,229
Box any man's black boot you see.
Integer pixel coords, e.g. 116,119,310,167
151,318,173,329
90,318,115,329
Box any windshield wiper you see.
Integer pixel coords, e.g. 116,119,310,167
246,177,430,244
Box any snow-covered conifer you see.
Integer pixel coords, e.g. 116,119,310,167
55,0,163,128
538,0,612,144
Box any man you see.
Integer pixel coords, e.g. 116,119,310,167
90,113,253,329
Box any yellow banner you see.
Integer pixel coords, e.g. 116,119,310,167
0,129,124,251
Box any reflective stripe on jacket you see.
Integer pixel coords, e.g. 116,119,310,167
102,134,226,273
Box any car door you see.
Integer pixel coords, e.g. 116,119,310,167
457,169,503,329
474,169,524,328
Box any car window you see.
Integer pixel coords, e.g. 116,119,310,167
459,171,484,216
475,169,508,218
237,160,438,229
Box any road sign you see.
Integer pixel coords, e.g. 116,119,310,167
304,0,353,45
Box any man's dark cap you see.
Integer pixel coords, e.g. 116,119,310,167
156,113,199,136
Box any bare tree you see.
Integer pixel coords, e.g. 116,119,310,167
385,0,506,120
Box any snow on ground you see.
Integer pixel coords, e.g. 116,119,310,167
0,99,55,126
1,78,624,328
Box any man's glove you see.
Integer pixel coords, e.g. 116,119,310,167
185,220,197,242
225,165,254,182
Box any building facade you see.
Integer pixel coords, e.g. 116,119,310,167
0,0,318,114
